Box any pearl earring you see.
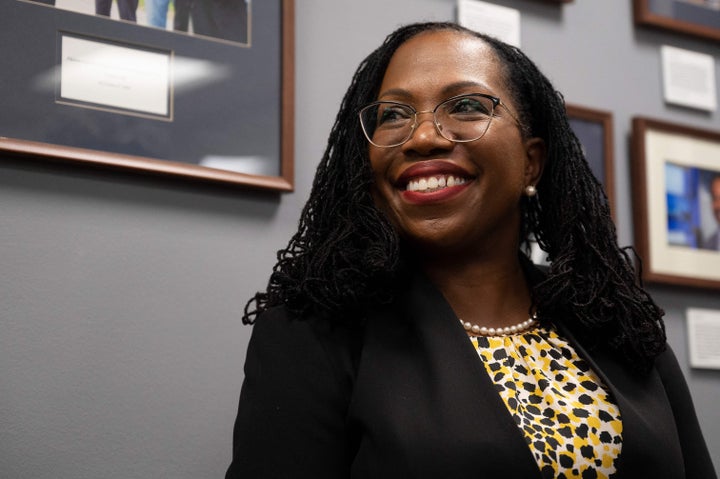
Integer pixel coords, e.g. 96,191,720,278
525,185,537,197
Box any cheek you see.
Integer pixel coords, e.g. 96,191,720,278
368,145,385,176
369,183,385,211
469,138,526,183
368,152,389,205
368,148,392,193
369,178,402,234
368,149,403,227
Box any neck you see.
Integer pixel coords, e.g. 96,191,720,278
422,251,534,331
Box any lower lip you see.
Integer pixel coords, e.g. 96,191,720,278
401,182,471,204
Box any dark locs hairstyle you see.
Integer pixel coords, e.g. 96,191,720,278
243,22,666,371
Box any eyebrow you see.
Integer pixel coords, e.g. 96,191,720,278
377,80,496,101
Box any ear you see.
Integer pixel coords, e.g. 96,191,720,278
523,137,546,187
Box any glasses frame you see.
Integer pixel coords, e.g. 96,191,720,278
358,92,519,148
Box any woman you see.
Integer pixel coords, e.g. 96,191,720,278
226,22,716,478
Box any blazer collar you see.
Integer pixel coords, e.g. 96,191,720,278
397,268,543,476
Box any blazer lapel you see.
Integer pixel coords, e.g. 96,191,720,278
350,271,542,478
555,322,685,478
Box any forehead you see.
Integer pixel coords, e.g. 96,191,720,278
378,30,508,103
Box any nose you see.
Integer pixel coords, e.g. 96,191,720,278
401,111,453,154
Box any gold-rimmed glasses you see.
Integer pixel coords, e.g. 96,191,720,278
358,93,519,148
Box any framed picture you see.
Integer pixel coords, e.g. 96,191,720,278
631,117,720,290
528,104,613,265
566,104,616,217
633,0,720,42
0,0,295,191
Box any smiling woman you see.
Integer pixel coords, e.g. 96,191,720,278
366,31,541,258
225,22,717,479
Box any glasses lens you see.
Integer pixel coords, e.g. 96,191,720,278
360,102,414,147
436,95,495,142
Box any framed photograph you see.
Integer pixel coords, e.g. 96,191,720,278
566,104,616,217
633,0,720,42
0,0,294,191
631,117,720,290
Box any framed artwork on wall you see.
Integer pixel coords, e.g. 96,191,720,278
633,0,720,42
528,103,613,265
566,104,616,217
631,117,720,291
0,0,295,191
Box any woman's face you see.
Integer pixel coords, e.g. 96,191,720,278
368,30,545,258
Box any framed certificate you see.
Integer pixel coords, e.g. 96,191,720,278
0,0,294,191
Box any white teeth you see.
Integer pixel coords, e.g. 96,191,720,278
406,175,467,192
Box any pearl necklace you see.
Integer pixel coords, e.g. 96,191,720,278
460,312,538,337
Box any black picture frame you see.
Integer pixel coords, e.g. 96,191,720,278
0,0,295,191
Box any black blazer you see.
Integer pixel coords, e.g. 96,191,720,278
227,271,716,478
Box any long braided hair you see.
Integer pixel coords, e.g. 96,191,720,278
243,22,666,371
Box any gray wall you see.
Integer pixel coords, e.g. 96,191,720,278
2,1,719,477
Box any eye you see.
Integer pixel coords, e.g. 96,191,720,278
377,104,413,126
446,96,493,118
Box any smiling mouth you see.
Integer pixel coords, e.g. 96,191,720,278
405,175,469,192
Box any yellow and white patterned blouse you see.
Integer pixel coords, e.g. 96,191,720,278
470,326,623,479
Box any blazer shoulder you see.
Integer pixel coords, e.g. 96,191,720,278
654,344,718,478
250,306,363,382
227,307,362,476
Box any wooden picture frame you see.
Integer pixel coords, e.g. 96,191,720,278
566,104,616,217
633,0,720,42
631,117,720,290
0,0,295,191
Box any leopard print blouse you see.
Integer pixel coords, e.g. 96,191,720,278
470,326,623,479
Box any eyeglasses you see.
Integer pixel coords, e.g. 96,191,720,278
358,93,519,148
